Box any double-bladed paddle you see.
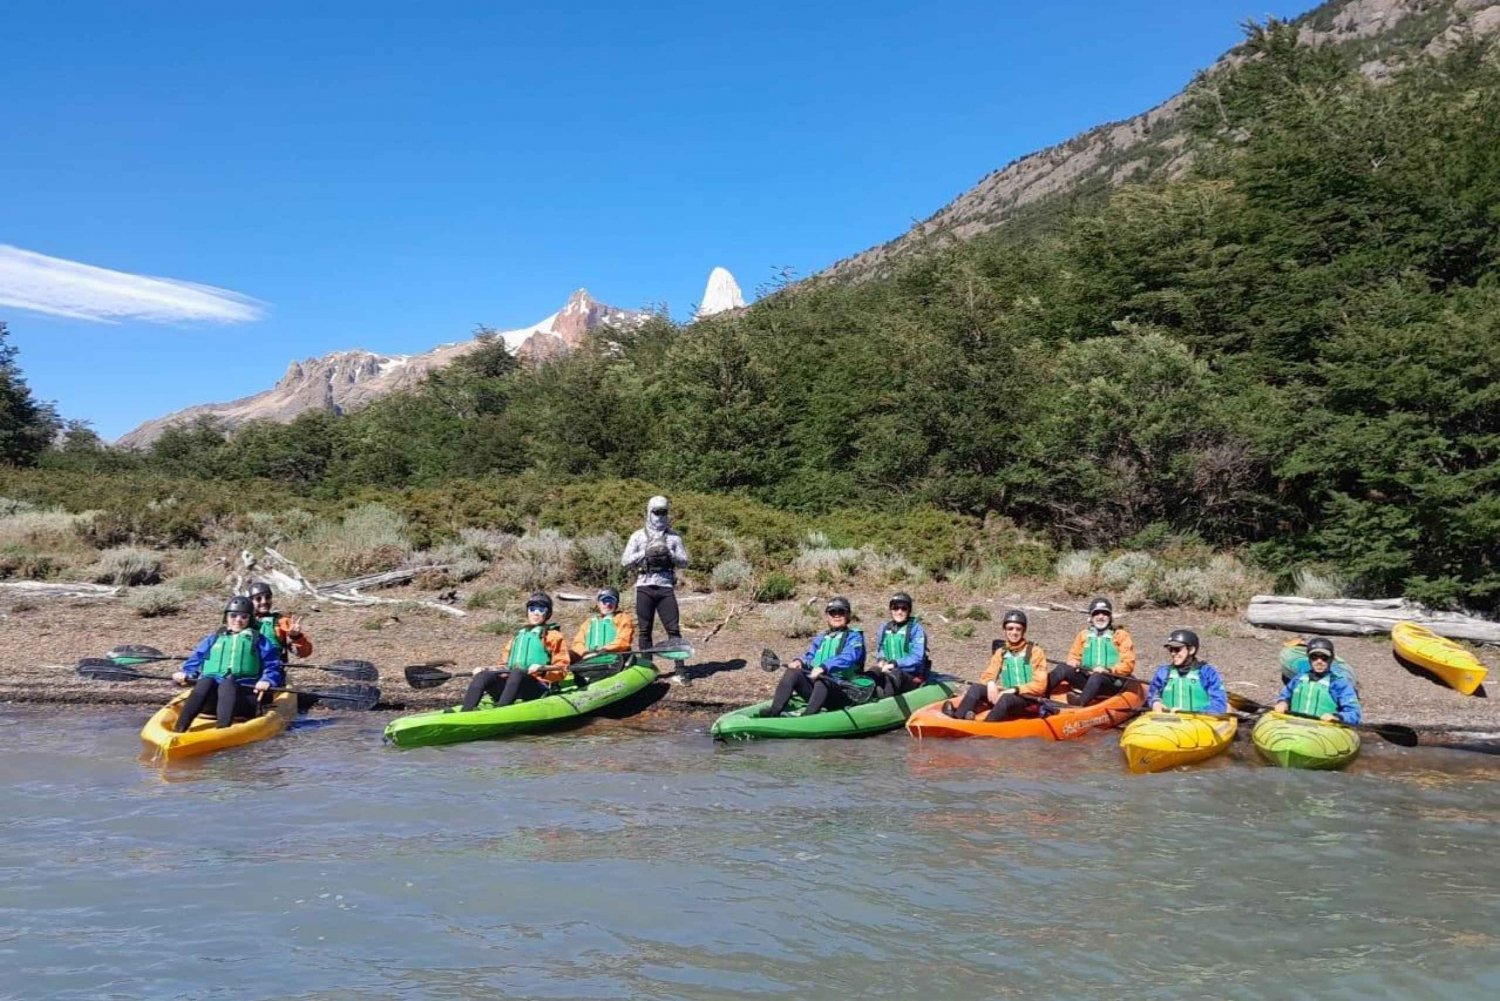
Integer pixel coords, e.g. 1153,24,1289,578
402,642,695,690
105,644,377,681
75,660,381,711
1227,690,1418,747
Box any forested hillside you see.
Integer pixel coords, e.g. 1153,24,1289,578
11,23,1500,609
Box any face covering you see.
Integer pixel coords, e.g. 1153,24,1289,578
646,495,670,534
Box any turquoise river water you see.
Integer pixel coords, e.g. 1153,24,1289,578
2,704,1498,1000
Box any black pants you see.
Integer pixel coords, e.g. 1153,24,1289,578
175,676,260,731
765,668,852,717
1047,665,1128,705
462,669,548,711
951,683,1035,722
635,585,682,652
872,669,920,699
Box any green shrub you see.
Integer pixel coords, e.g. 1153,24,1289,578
466,585,518,610
126,585,185,617
754,572,797,603
0,546,59,580
172,573,224,595
1054,550,1097,596
766,603,817,638
495,529,571,590
952,622,976,639
1293,566,1344,600
710,559,752,591
964,605,991,621
91,547,163,586
570,532,624,587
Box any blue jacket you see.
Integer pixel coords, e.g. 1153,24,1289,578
800,629,867,679
181,629,285,688
873,620,929,679
1145,661,1228,714
1276,672,1362,725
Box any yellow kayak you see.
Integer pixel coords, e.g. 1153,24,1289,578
141,690,297,763
1120,712,1237,774
1391,621,1488,696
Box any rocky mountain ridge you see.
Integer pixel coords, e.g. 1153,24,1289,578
819,0,1500,282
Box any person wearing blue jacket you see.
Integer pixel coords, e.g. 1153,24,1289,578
762,596,867,717
1273,636,1361,724
170,595,285,731
870,592,930,698
1144,629,1228,714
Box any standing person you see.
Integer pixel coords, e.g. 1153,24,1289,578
1273,637,1361,724
621,494,690,681
570,586,636,661
171,596,284,730
461,592,571,711
247,580,313,661
1047,597,1136,705
870,592,930,697
942,609,1048,721
1144,629,1229,713
762,597,867,717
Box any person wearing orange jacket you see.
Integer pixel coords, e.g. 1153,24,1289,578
461,592,571,710
570,586,636,661
1047,597,1136,705
247,580,313,661
942,609,1049,721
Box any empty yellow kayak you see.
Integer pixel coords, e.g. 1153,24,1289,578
141,690,297,763
1391,621,1488,696
1120,712,1237,774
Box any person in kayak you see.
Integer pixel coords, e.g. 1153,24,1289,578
247,580,313,661
762,596,868,716
1273,636,1362,724
1048,597,1136,705
170,595,285,730
942,609,1049,721
461,592,571,711
570,585,636,662
1144,629,1228,713
870,591,930,698
621,495,690,682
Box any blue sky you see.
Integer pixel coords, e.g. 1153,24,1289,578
1,0,1318,440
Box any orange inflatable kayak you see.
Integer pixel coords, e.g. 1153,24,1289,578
906,679,1144,740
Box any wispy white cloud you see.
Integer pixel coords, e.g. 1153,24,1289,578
0,244,265,324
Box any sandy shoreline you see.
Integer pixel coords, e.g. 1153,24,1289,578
5,582,1498,747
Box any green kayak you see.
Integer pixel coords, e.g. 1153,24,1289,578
711,679,955,741
1279,639,1359,690
384,663,658,748
1251,711,1361,770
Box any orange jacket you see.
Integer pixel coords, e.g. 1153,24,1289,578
979,640,1049,696
1066,626,1136,676
264,613,313,660
499,627,572,683
570,612,636,658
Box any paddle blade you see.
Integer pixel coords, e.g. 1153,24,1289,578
1368,722,1419,748
77,659,149,682
320,659,378,681
107,644,168,660
760,648,782,673
301,684,380,711
655,643,695,662
1227,691,1268,714
404,662,457,690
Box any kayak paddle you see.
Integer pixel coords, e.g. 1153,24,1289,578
403,643,693,690
75,659,382,711
105,644,378,681
1227,690,1418,747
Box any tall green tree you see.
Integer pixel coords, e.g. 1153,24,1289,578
0,321,61,466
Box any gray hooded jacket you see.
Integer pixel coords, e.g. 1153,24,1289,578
621,495,690,589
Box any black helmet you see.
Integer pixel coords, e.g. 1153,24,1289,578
526,592,554,617
1002,609,1028,628
225,595,255,618
1165,628,1200,650
1088,597,1113,616
888,592,913,610
1306,636,1335,660
597,585,621,604
825,596,852,616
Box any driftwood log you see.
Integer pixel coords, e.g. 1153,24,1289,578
1245,595,1500,644
0,581,121,599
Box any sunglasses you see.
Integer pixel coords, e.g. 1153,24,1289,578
226,612,251,620
526,604,549,613
650,508,668,515
1165,644,1186,652
826,609,849,616
598,598,618,606
1308,652,1332,662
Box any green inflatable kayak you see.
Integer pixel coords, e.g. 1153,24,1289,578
384,663,658,748
1279,638,1359,690
1251,711,1361,770
711,679,955,741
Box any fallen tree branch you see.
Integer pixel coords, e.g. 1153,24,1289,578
0,581,120,599
1245,595,1500,644
698,599,754,646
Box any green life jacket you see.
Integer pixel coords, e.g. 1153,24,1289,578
584,614,619,650
1290,671,1340,719
999,643,1036,689
879,621,913,663
202,628,263,681
810,627,858,681
255,612,288,654
1080,628,1121,672
507,623,558,670
1162,665,1210,712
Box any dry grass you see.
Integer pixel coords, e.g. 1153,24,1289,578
91,547,164,586
125,585,186,618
